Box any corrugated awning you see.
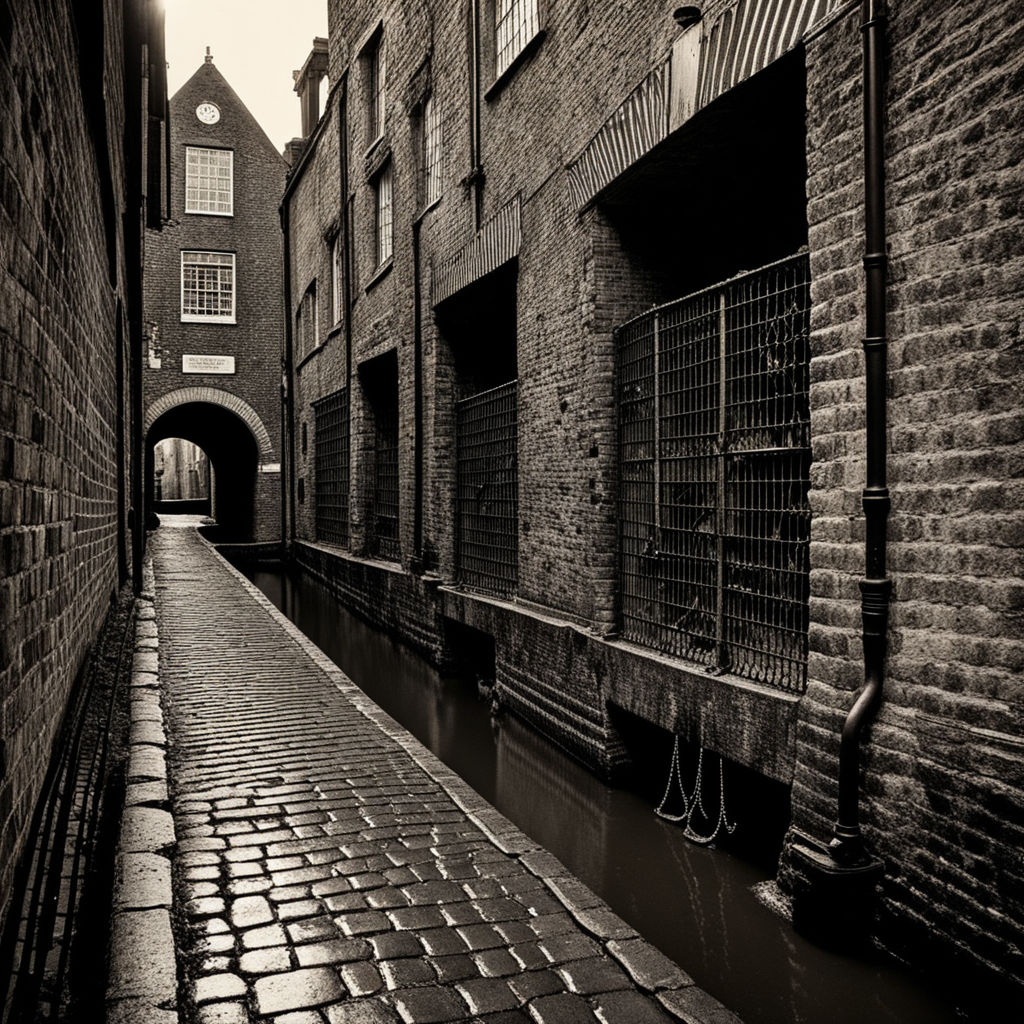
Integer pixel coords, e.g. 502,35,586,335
566,0,846,211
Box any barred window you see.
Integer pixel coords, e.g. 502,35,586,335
181,251,235,322
423,95,442,208
314,388,350,547
185,147,233,216
496,0,540,78
368,34,386,141
330,235,342,324
374,163,393,267
617,254,812,693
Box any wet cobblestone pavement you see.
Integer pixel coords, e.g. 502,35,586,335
135,526,741,1024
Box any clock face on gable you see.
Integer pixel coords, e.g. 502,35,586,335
196,102,220,125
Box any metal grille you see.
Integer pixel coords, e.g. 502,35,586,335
370,394,400,561
456,380,518,595
617,253,811,692
313,388,350,547
496,0,540,77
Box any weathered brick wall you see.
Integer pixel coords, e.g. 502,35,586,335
0,0,135,926
784,0,1024,988
294,0,1024,985
144,60,285,541
286,92,344,546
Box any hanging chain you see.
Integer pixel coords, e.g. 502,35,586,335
655,731,737,845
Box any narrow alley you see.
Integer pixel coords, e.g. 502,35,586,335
117,523,724,1023
2,0,1023,1021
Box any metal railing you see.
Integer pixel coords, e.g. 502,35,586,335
313,388,350,547
617,253,811,692
370,397,400,562
456,380,518,596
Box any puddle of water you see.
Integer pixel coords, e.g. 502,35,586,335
243,561,968,1024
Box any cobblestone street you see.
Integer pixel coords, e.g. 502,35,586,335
118,524,740,1024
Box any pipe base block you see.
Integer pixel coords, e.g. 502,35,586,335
788,833,883,952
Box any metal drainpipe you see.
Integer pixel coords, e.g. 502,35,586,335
468,0,483,230
340,76,352,389
281,201,295,546
411,213,425,570
829,0,892,867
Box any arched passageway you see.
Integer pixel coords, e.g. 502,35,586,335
146,402,261,540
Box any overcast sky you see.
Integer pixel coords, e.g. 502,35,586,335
164,0,329,152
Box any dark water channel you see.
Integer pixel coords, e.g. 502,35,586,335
242,561,969,1024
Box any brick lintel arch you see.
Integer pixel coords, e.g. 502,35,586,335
145,387,275,459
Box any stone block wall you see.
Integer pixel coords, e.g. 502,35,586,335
784,0,1024,988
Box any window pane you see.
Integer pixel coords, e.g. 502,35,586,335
181,251,235,320
424,96,442,207
185,147,233,215
375,165,393,266
496,0,539,77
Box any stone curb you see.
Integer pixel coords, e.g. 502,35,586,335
200,531,744,1024
106,557,181,1024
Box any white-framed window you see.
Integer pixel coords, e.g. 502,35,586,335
368,34,386,142
496,0,540,78
185,147,233,216
423,95,442,208
181,251,235,322
331,236,342,324
374,163,393,268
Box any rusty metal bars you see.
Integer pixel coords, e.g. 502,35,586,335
313,388,350,547
456,380,518,596
617,253,811,693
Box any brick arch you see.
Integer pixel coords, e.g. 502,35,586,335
145,387,274,459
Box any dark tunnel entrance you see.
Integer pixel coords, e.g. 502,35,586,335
146,402,259,541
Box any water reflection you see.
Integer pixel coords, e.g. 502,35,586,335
247,563,963,1024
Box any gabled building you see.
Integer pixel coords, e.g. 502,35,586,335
281,0,1024,998
144,54,286,541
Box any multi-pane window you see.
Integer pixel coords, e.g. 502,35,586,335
181,251,235,322
368,35,386,141
496,0,540,78
185,147,233,215
423,95,442,208
374,163,393,267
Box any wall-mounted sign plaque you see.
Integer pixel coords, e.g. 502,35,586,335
182,354,235,374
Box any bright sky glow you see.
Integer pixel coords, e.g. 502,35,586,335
164,0,329,152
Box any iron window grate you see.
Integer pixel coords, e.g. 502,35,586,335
617,253,811,693
456,380,518,596
313,388,350,547
370,394,400,562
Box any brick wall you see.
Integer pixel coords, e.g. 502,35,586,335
783,0,1024,989
0,0,149,928
144,60,285,541
288,0,1024,987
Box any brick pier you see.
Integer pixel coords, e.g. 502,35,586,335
132,525,740,1024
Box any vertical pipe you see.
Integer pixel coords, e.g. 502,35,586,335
830,0,892,866
412,214,425,569
281,201,295,546
469,0,483,230
339,75,355,550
